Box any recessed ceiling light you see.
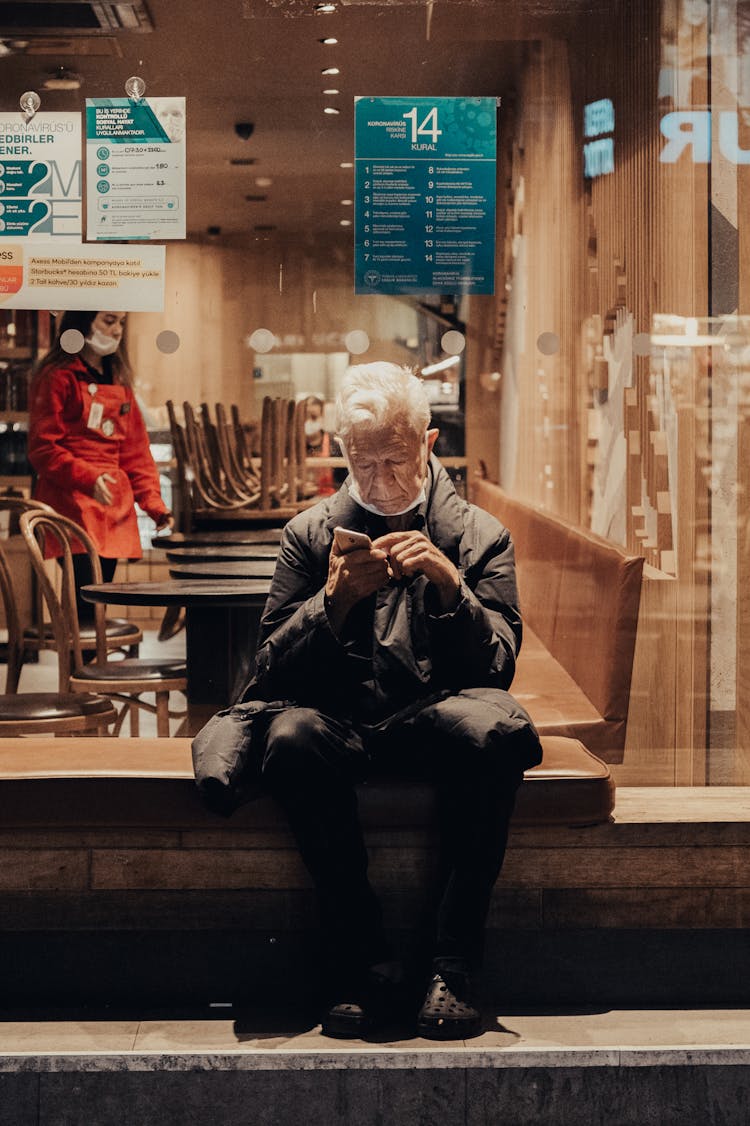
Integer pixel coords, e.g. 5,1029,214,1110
340,198,352,205
229,158,257,166
323,88,340,95
43,69,82,90
314,2,337,11
245,194,268,201
321,67,340,75
340,161,353,169
255,176,273,187
319,37,338,44
324,107,340,115
340,219,351,226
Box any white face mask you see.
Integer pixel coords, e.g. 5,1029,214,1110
86,328,120,357
347,479,426,517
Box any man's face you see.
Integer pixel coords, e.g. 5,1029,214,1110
345,422,438,514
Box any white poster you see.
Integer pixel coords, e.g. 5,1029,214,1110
0,112,82,240
85,97,186,241
0,241,165,311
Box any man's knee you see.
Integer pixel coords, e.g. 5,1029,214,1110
415,689,541,779
261,707,363,790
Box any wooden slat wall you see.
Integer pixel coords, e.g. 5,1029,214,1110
495,0,712,784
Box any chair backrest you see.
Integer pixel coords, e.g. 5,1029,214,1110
0,496,58,691
20,509,108,688
0,534,23,694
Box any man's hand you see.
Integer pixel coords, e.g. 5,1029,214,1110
372,530,461,612
325,540,390,634
93,473,116,506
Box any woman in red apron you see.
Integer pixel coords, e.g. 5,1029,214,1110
28,310,173,616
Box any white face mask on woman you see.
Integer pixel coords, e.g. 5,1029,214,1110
86,329,120,357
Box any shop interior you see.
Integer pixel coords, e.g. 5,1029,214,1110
0,0,748,1112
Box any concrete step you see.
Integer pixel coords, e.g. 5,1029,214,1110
0,1008,749,1125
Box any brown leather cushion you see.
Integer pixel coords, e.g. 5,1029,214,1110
24,618,141,644
509,627,624,757
0,694,115,721
514,735,614,825
0,735,612,828
471,480,643,751
72,659,186,682
356,735,612,828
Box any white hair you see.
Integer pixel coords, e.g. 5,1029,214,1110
335,362,430,442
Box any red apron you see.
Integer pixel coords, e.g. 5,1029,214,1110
29,359,168,559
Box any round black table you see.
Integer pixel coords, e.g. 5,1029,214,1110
165,544,279,562
167,560,277,580
82,580,271,710
152,529,283,549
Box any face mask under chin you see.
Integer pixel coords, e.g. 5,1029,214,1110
347,478,426,517
85,329,120,357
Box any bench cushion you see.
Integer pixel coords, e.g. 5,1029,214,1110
0,735,613,828
471,480,643,759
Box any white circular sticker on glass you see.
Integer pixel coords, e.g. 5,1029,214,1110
60,329,85,354
248,328,276,353
536,331,560,356
156,330,180,355
441,330,466,356
343,330,369,355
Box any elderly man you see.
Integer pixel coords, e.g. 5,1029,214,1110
220,362,541,1038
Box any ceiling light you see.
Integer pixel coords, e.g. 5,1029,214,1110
255,176,273,187
324,107,340,115
323,88,339,95
321,67,340,75
319,37,338,44
314,2,337,11
340,161,353,169
339,219,351,226
245,194,268,201
340,198,352,205
229,157,257,166
421,356,461,376
43,68,82,90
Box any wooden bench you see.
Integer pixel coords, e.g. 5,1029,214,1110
471,481,644,762
0,737,746,1008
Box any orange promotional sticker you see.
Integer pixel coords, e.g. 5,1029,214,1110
0,245,23,300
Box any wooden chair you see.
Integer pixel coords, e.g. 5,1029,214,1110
0,497,143,676
20,510,187,737
0,530,116,736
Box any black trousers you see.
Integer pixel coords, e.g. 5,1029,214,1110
258,690,536,990
69,554,118,622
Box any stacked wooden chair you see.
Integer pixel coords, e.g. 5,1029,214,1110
167,397,313,530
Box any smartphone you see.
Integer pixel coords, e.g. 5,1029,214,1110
333,526,372,554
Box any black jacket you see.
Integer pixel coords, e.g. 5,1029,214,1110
247,457,523,724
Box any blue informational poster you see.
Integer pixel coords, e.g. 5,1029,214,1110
354,97,496,295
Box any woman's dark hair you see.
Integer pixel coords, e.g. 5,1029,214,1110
33,311,133,387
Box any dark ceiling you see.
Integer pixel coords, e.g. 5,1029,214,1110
0,0,591,239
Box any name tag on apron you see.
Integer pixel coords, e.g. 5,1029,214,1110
87,402,104,430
